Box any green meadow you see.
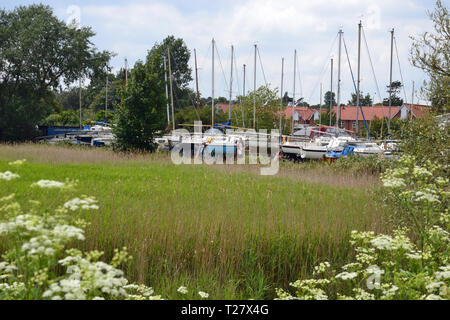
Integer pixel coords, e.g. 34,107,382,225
0,144,388,299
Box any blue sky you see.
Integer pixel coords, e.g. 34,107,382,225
2,0,443,105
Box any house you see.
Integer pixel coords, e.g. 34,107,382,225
331,104,431,132
283,106,321,126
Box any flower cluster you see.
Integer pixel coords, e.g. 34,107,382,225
0,160,161,300
277,157,449,300
0,171,20,181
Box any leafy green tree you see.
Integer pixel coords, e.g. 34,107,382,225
175,106,227,130
324,91,336,109
383,81,404,106
113,54,167,152
231,85,285,131
0,4,112,140
347,92,373,106
43,110,79,126
410,0,449,114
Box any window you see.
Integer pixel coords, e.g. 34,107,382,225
340,121,345,128
352,121,357,129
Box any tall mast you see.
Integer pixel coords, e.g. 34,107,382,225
124,58,128,90
253,44,257,129
356,21,362,135
194,49,201,121
292,49,297,134
105,70,108,122
167,47,175,131
388,28,394,135
242,64,246,128
319,83,322,126
228,45,234,122
410,80,414,121
336,29,343,129
79,78,82,129
329,58,333,127
211,38,215,128
280,57,284,133
164,56,170,126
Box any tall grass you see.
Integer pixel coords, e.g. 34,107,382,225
0,144,388,299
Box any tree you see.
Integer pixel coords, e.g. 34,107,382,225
383,81,404,106
324,91,336,109
347,92,373,106
232,85,289,133
410,0,449,114
113,53,167,152
0,4,112,140
147,35,192,88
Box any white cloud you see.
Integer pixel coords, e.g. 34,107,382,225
76,0,433,104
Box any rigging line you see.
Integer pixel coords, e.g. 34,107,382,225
214,44,230,94
256,47,268,87
394,36,409,105
296,53,303,99
361,26,383,104
169,49,200,116
306,33,339,103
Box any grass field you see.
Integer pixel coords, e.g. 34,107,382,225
0,144,388,299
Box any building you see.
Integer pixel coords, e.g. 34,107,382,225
332,104,431,131
284,106,321,126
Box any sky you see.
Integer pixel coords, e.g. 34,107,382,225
2,0,444,105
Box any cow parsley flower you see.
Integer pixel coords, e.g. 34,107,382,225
0,171,20,181
8,159,26,166
64,196,99,211
177,286,188,294
198,291,209,299
32,180,66,189
335,272,358,280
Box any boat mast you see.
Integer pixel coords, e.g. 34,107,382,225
105,70,108,122
388,28,394,135
242,64,246,128
228,45,234,123
356,21,362,135
212,38,215,128
253,44,257,129
319,83,322,126
124,58,128,90
280,57,284,133
164,56,170,126
194,49,201,121
167,47,175,131
79,78,82,129
410,80,414,121
336,29,343,129
329,58,333,127
292,49,296,134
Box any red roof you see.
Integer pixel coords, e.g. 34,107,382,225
332,106,400,121
284,106,317,120
332,105,431,121
217,103,233,113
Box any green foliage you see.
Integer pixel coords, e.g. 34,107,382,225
382,81,404,107
347,92,373,106
175,106,227,129
334,155,392,175
324,91,336,108
113,54,167,152
410,0,449,114
0,162,160,300
43,111,79,127
399,114,450,171
0,4,112,141
278,156,449,300
369,117,407,139
232,85,286,132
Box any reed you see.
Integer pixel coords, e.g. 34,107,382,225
0,144,388,299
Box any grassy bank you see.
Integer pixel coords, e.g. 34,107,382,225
0,144,387,299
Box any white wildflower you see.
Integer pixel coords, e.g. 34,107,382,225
335,272,358,280
425,294,444,300
434,266,450,280
198,291,209,299
0,171,20,181
31,180,66,189
177,286,188,294
8,159,26,166
64,197,99,211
